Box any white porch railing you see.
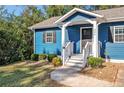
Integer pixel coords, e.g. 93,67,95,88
63,41,73,65
82,42,92,65
82,41,101,66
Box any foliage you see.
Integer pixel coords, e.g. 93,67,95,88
39,54,47,60
0,6,44,65
31,54,39,61
47,54,57,62
88,56,103,68
45,5,83,18
0,30,21,65
52,57,62,67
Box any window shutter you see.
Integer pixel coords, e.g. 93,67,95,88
53,32,56,43
43,32,46,43
110,26,114,42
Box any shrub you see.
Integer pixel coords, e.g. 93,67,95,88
31,54,39,61
88,56,103,68
39,54,47,60
47,54,57,62
52,57,62,67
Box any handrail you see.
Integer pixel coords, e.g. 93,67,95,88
82,42,92,66
62,41,73,65
65,42,71,48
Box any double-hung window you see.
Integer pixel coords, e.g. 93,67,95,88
114,26,124,43
45,32,54,43
43,31,56,43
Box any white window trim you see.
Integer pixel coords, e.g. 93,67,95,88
113,26,124,43
45,31,54,43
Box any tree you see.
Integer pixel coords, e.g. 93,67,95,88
13,6,45,60
0,6,45,65
45,5,83,18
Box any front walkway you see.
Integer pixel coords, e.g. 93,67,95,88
51,66,113,87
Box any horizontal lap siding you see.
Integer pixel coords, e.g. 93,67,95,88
35,28,61,55
98,23,109,57
99,22,124,58
63,12,96,23
106,42,124,60
66,26,80,53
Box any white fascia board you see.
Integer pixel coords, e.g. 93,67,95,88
55,8,103,24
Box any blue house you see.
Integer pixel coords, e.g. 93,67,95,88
29,7,124,65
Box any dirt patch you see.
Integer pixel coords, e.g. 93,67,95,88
80,62,120,82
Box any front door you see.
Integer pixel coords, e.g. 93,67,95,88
82,28,92,40
80,27,92,53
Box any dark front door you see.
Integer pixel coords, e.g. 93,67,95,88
81,28,92,50
82,28,92,40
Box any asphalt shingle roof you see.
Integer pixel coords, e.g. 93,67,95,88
30,7,124,29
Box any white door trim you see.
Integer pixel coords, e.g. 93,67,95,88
80,26,93,53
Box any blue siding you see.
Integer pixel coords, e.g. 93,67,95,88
63,12,96,23
66,26,80,53
98,22,124,57
106,42,124,60
35,28,61,55
98,23,109,57
66,24,92,53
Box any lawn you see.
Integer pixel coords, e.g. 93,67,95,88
0,61,64,87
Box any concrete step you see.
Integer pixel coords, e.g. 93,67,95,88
66,62,84,68
70,57,83,61
68,59,83,63
70,54,83,60
71,54,82,58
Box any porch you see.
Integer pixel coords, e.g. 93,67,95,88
56,21,100,66
54,8,103,66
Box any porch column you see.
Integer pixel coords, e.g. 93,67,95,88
61,22,71,65
92,21,99,57
62,25,66,65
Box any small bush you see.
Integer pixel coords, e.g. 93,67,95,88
52,57,62,67
39,54,47,60
88,56,103,68
31,54,39,61
48,54,57,62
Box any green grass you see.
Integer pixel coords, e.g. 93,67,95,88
0,61,63,87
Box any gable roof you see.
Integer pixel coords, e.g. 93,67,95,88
29,7,124,29
55,8,103,24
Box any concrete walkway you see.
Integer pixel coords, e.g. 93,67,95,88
114,65,124,87
51,66,113,87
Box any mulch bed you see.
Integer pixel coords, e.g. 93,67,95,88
80,62,120,82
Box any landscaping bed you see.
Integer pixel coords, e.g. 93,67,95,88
80,62,120,82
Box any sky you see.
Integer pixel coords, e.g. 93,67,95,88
4,5,45,16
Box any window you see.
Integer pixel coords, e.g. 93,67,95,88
45,32,54,43
114,26,124,43
43,31,56,43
